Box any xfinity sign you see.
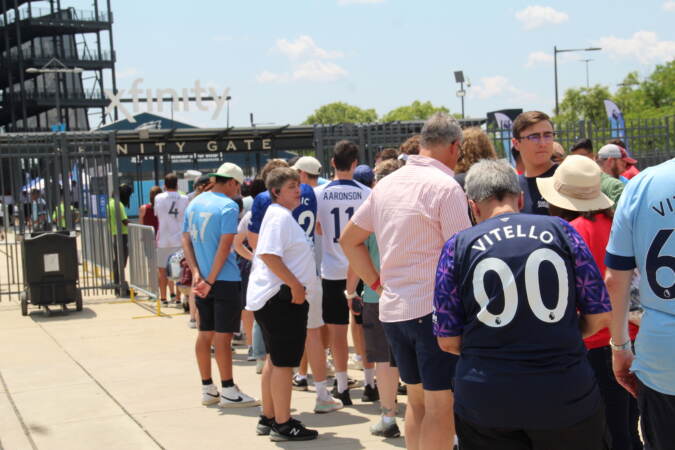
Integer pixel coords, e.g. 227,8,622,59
105,79,230,123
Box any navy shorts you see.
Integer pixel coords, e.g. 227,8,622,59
382,313,457,391
196,281,242,333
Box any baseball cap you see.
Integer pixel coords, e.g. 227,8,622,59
292,156,322,176
353,164,374,187
619,147,637,165
208,162,244,184
597,144,623,160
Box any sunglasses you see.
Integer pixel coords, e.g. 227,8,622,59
518,132,556,144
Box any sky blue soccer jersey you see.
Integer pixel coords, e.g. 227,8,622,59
605,158,675,395
182,191,241,282
248,184,317,239
433,212,611,429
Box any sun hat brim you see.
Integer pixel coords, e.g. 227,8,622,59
536,176,614,212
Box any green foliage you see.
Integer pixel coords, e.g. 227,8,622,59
303,102,378,125
381,100,449,122
555,60,675,123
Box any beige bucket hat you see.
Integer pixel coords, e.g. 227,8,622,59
536,155,614,212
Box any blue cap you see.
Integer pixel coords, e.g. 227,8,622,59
353,164,374,187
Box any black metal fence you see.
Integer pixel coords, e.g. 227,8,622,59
0,132,126,305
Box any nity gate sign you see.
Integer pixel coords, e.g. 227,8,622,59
116,138,273,156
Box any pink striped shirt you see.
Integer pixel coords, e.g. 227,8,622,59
352,155,471,323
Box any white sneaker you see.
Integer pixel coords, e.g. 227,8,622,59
314,396,343,414
201,384,220,406
219,385,260,408
188,319,197,329
256,359,265,374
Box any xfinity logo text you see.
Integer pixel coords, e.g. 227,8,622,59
105,79,230,123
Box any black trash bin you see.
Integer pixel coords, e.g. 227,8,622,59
20,231,82,316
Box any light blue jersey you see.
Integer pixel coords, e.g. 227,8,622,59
605,158,675,395
182,191,241,282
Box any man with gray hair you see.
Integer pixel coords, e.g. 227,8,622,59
341,112,471,449
433,159,611,449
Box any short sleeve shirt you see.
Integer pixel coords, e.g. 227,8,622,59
605,158,675,395
248,184,318,239
433,212,610,429
519,165,558,215
246,203,319,311
154,191,189,248
182,191,240,282
107,198,127,235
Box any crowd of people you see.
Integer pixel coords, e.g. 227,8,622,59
168,111,673,449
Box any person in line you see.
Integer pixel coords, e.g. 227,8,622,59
341,113,471,450
139,186,162,235
569,139,624,207
182,162,258,409
155,173,190,306
551,141,567,164
316,140,372,406
540,155,642,450
374,148,399,165
434,159,611,450
360,158,402,439
246,167,321,442
606,139,640,180
108,184,132,296
399,135,421,157
513,111,558,215
453,127,497,191
597,144,633,184
605,158,675,450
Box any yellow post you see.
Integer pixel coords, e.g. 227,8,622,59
130,288,136,303
156,297,161,316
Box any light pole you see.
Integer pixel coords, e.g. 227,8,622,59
26,57,83,130
554,46,601,116
226,95,232,128
580,58,593,88
454,70,468,119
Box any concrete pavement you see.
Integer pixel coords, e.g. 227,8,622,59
0,299,407,449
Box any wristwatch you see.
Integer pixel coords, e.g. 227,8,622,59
609,338,632,351
344,290,358,300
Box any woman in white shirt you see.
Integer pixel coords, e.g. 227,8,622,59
246,167,319,442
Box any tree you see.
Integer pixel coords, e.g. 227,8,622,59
303,102,378,125
555,85,613,124
381,100,450,122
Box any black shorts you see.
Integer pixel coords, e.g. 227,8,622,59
455,406,609,450
196,281,242,333
254,285,309,368
638,378,675,450
322,279,349,325
362,302,392,363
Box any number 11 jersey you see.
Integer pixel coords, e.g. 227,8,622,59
316,179,371,280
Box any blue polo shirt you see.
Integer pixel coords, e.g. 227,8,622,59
182,191,240,282
248,184,317,239
433,213,611,429
605,158,675,395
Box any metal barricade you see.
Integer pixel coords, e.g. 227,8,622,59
127,223,158,299
81,217,115,283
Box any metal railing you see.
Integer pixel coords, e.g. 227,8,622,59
0,7,110,27
80,217,115,283
127,223,158,299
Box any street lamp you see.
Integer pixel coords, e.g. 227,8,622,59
454,70,469,119
553,46,601,116
26,57,84,129
580,59,593,88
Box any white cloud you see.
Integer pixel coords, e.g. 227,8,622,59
274,35,343,60
117,67,139,79
515,5,569,30
257,60,348,84
663,1,675,11
526,51,554,67
338,0,384,4
597,31,675,64
469,76,537,102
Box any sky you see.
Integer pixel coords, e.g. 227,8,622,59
58,0,675,128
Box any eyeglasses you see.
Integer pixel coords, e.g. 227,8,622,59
518,132,556,143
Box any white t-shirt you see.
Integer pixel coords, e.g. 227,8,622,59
238,210,252,235
246,203,320,312
315,179,371,280
154,191,189,248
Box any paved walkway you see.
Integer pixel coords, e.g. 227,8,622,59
0,300,406,449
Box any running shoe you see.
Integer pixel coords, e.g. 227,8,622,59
219,385,259,408
362,384,380,402
256,415,274,436
161,299,169,306
247,346,256,361
232,332,246,346
314,397,343,414
330,386,353,406
370,417,401,438
201,384,220,406
270,418,318,442
292,375,309,391
333,377,362,390
188,318,197,329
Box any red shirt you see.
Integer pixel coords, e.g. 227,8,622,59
622,165,640,180
141,203,159,235
571,213,638,349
